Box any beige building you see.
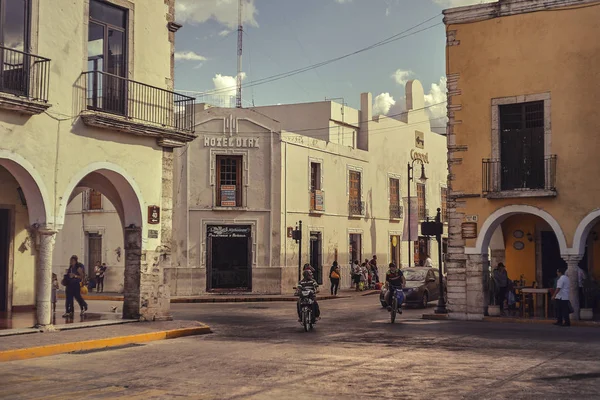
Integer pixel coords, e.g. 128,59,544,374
170,81,448,295
0,0,194,326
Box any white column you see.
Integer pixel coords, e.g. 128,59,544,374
564,255,582,321
36,229,57,327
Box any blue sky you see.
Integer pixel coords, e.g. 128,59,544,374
173,0,491,121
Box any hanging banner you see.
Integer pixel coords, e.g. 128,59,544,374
401,196,418,242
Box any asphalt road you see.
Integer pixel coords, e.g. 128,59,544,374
2,296,600,399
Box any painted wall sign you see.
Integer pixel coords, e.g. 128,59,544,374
148,229,159,239
465,215,478,223
461,222,477,239
220,185,237,207
415,131,425,149
410,149,429,164
287,227,293,238
207,225,251,238
314,190,324,211
148,206,160,224
204,136,259,148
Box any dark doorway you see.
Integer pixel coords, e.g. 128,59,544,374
414,236,430,267
0,209,10,312
310,232,322,285
541,232,566,288
87,233,102,278
207,225,252,291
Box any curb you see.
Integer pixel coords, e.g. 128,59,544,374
422,313,449,320
483,316,600,327
0,324,211,363
171,295,350,303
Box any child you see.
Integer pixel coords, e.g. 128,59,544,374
52,273,59,313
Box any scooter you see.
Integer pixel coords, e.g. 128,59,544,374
294,286,317,332
389,286,405,323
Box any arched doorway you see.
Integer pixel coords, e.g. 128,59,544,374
573,210,600,315
0,151,51,326
58,164,144,320
466,205,568,317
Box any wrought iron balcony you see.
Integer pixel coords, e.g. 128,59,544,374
0,46,51,114
390,203,403,219
81,70,195,145
348,199,364,216
310,190,324,212
482,155,557,198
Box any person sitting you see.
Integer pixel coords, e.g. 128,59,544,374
385,263,406,312
296,270,320,323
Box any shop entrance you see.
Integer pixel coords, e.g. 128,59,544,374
207,225,252,291
0,209,10,312
541,231,566,288
310,232,322,285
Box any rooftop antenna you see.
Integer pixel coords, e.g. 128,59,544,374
236,0,243,108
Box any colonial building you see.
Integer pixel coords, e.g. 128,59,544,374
443,0,600,320
0,0,194,326
170,80,448,295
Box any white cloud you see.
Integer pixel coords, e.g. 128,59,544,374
212,72,247,97
373,93,396,116
334,0,352,3
432,0,496,8
176,0,258,29
392,69,413,86
174,51,207,62
424,76,448,123
218,30,231,37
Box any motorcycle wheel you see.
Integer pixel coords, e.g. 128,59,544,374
303,309,310,332
391,297,397,323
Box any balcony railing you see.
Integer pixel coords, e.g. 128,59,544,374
0,46,50,102
310,190,324,212
483,155,557,195
390,203,403,219
83,70,195,133
349,199,364,216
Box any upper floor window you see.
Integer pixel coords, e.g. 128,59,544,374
441,187,448,223
389,177,401,219
499,101,544,190
349,170,362,215
216,155,242,207
417,183,426,220
83,189,103,210
0,0,28,51
87,0,127,114
310,162,324,211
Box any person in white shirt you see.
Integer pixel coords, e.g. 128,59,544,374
552,267,571,327
424,255,433,268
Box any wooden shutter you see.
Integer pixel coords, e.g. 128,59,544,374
89,189,102,210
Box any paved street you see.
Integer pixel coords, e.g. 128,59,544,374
3,296,600,399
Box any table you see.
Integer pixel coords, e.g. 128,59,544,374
520,288,551,318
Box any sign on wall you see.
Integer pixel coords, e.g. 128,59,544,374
148,230,159,239
148,206,160,224
204,136,259,148
461,222,478,239
220,185,237,207
415,131,425,149
465,215,479,223
207,225,251,238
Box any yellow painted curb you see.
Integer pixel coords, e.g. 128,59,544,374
0,325,211,363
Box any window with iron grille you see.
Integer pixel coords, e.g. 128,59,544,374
499,101,545,190
389,178,401,218
417,183,426,220
216,155,242,207
349,170,362,215
0,0,30,97
441,187,448,222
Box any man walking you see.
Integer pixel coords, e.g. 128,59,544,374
552,267,571,327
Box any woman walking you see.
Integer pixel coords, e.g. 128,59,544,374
329,261,340,296
63,255,88,318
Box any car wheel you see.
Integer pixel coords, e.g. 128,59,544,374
421,292,429,308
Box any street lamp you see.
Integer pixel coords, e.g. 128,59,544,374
407,160,427,268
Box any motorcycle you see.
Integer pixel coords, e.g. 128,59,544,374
294,286,317,332
380,284,405,323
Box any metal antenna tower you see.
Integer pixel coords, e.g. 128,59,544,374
236,0,243,108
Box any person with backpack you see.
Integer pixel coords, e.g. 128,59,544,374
329,261,341,296
62,255,88,318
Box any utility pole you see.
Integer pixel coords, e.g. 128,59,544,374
236,0,243,108
293,221,303,281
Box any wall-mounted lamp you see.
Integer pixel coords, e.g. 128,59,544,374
526,232,534,242
16,187,27,207
593,231,599,242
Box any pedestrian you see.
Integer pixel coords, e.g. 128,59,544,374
95,261,107,293
63,255,88,318
493,263,510,315
352,260,361,291
552,267,571,327
329,261,340,296
360,262,369,291
51,273,59,314
424,254,433,268
578,265,587,308
369,255,379,283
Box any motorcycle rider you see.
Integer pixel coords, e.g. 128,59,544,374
385,262,406,312
297,270,321,323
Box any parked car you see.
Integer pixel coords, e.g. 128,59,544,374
379,267,447,308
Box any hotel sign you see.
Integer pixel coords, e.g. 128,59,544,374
204,136,259,148
207,225,251,238
410,149,429,164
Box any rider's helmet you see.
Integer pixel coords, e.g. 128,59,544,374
303,270,312,280
389,262,397,269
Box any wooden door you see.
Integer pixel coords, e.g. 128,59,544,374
87,233,102,278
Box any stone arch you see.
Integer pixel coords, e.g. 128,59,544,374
466,205,568,256
572,209,600,257
0,150,52,226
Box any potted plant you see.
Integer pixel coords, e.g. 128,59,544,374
580,277,599,321
487,269,501,317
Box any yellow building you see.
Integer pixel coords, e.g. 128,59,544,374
443,0,600,320
0,0,194,326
